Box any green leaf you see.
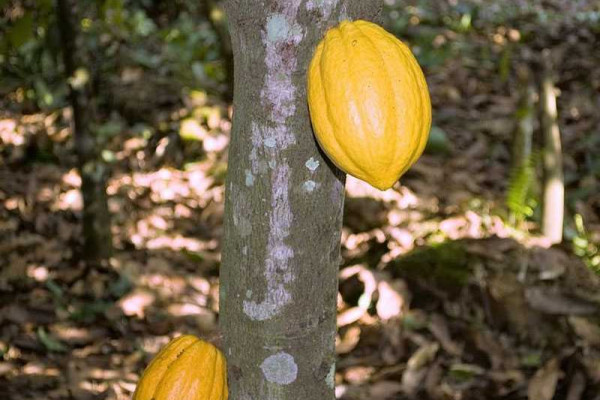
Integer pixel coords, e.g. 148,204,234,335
45,280,64,298
506,153,539,221
449,363,484,381
69,300,111,323
101,0,125,26
68,68,90,90
8,12,34,49
499,45,512,82
101,150,117,163
109,274,132,298
183,250,210,263
38,0,53,13
97,117,124,138
131,10,156,36
179,118,206,141
33,78,54,107
425,125,450,155
37,327,68,353
521,352,542,367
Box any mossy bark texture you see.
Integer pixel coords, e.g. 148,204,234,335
220,1,380,399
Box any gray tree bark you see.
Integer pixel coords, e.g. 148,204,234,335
56,0,112,266
220,1,380,399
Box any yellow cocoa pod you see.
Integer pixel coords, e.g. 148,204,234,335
133,335,228,400
307,20,431,190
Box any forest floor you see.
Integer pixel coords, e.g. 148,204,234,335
1,1,600,399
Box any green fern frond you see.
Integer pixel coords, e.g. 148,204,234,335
506,152,540,221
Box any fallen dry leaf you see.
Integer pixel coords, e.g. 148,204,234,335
369,380,404,399
566,370,586,400
525,286,598,315
569,316,600,346
336,325,361,355
402,342,439,396
527,358,561,400
343,365,375,385
428,313,461,356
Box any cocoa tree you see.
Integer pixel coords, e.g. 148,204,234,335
220,1,380,399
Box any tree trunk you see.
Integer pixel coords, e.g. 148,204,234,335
540,51,564,244
220,1,380,399
56,0,112,266
513,67,535,172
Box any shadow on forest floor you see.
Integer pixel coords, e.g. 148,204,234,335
1,225,600,399
336,235,600,399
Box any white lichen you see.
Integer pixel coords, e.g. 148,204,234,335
305,157,320,172
266,14,302,43
243,5,304,321
243,161,294,320
260,352,298,385
326,363,336,389
304,180,318,192
306,0,338,20
261,11,303,124
245,169,255,186
264,137,277,148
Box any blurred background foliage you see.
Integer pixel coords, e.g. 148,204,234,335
1,0,600,399
1,0,229,111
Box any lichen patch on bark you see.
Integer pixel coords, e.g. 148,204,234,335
305,157,320,172
242,5,305,321
245,169,255,186
260,352,298,385
306,0,338,20
243,124,295,321
326,363,336,388
303,180,319,192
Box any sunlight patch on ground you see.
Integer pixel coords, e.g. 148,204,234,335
343,172,549,269
118,289,155,318
0,119,22,146
141,235,217,252
22,362,60,376
141,273,186,298
26,264,49,282
61,169,81,187
56,189,83,211
345,175,420,207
